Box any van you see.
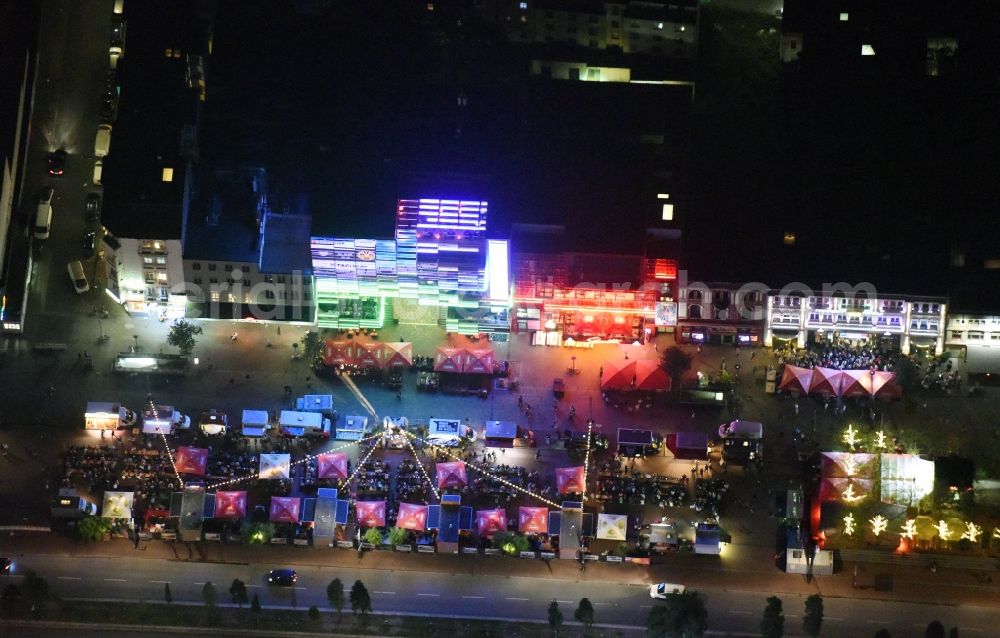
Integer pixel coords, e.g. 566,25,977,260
94,124,112,157
34,187,54,239
67,260,89,294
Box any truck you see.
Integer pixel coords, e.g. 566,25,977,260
142,405,191,435
279,410,331,438
719,420,763,463
295,394,336,418
50,490,98,519
84,401,137,430
428,418,476,447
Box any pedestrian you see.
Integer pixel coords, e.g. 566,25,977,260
599,366,603,378
517,395,524,409
750,351,755,360
690,410,695,420
794,402,799,416
624,353,629,360
277,325,281,335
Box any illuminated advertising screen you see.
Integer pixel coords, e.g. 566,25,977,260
655,301,677,326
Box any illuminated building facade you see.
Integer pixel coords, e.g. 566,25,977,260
676,282,766,346
511,225,677,341
764,291,947,355
311,199,510,334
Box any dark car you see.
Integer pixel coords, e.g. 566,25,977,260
85,193,101,221
0,558,12,575
100,96,118,123
47,149,67,176
110,15,126,46
267,568,296,586
83,232,96,257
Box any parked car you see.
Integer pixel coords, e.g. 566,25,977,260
110,15,126,47
47,149,67,176
93,160,103,185
649,583,686,599
100,95,118,123
83,232,97,257
67,260,90,294
85,193,101,221
267,569,297,586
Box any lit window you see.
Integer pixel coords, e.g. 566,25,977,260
426,2,433,10
657,193,670,199
861,44,876,56
661,204,674,221
783,232,796,246
839,12,849,21
210,291,220,301
157,272,168,282
519,1,528,9
657,22,663,29
162,167,174,182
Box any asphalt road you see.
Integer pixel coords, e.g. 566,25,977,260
5,553,996,636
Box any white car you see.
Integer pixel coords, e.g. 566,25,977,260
93,159,103,185
649,583,686,599
67,261,90,294
109,45,122,69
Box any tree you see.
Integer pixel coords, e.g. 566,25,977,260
492,531,530,556
250,592,261,626
647,591,709,638
350,580,372,616
574,597,595,630
661,346,694,399
548,600,564,636
229,579,248,608
803,594,823,637
363,527,383,546
327,578,345,620
388,526,410,546
21,571,49,614
202,581,217,609
166,319,203,356
893,357,918,393
244,522,275,544
873,630,891,638
163,583,172,604
302,330,323,364
307,605,321,622
760,596,784,638
77,516,113,541
925,621,946,638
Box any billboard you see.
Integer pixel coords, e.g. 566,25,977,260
655,301,677,327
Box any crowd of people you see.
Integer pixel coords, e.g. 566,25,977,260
356,460,391,497
468,463,545,507
777,341,899,371
594,459,688,508
395,459,429,503
62,445,176,510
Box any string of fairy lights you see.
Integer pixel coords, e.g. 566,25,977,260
150,401,184,489
582,419,594,502
408,430,562,509
206,435,380,490
403,435,440,501
338,438,381,491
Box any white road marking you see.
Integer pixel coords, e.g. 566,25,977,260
640,604,653,609
193,582,205,585
826,617,843,622
461,596,485,599
149,580,170,584
592,602,611,606
246,584,262,588
557,600,574,604
729,610,752,615
417,593,440,597
374,591,395,595
505,597,529,601
293,587,307,590
57,576,81,580
103,578,127,582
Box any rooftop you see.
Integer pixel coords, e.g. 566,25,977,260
260,212,313,274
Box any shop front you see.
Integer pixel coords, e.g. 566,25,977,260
677,321,763,346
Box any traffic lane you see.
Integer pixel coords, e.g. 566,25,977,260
12,553,1000,634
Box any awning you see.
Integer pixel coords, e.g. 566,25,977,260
174,446,208,476
435,461,468,490
475,508,508,536
213,491,247,519
463,348,495,374
555,466,586,495
269,496,301,523
355,342,383,369
600,361,635,391
518,506,549,534
355,500,386,528
241,410,269,437
322,340,352,366
317,452,349,480
434,346,463,373
596,512,628,540
102,491,134,519
633,360,670,391
779,364,813,394
397,502,429,531
872,371,901,399
259,453,291,479
839,369,874,397
809,367,843,396
383,341,413,368
485,420,517,440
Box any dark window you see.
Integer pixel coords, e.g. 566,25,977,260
208,263,217,271
192,262,201,270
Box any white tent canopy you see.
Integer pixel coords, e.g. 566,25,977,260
259,453,291,479
596,513,628,541
880,453,935,506
102,491,135,519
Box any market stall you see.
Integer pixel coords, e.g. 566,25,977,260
174,446,208,476
555,466,586,495
595,512,628,541
632,360,670,392
517,506,549,534
355,500,386,528
322,340,353,367
435,461,468,491
600,361,634,391
475,508,508,537
269,496,301,524
433,347,463,373
240,410,270,437
102,491,134,520
778,364,813,395
317,452,350,480
259,453,291,479
213,491,247,519
382,341,413,368
397,502,429,531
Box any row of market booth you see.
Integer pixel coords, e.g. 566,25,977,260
778,364,901,398
322,339,498,376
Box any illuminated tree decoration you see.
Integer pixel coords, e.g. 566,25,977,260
870,515,888,537
993,527,1000,540
842,483,864,503
843,513,856,536
962,522,982,543
936,519,951,541
842,455,857,477
901,519,917,540
843,424,860,450
874,430,887,449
